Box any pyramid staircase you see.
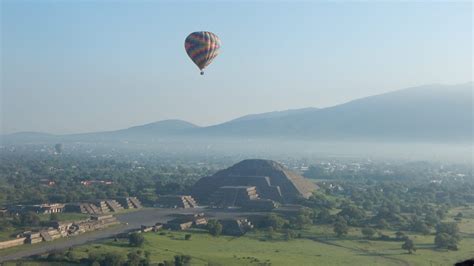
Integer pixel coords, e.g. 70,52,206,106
115,197,143,209
105,200,124,212
157,195,199,208
97,201,111,213
128,197,143,208
79,203,102,215
183,196,198,208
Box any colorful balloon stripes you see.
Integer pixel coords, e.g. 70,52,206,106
185,31,221,74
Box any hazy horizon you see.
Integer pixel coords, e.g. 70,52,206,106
1,81,471,135
2,1,472,134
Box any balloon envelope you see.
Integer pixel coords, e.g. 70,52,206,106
185,31,221,74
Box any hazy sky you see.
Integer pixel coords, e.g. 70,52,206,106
1,1,472,134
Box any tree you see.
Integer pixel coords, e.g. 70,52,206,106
174,255,191,266
103,252,126,266
425,212,440,227
261,213,287,230
362,201,374,211
402,238,416,254
333,218,349,237
377,218,389,229
284,229,296,241
412,220,430,235
19,211,40,226
361,227,376,239
129,232,145,247
290,210,312,229
207,220,222,237
338,204,366,226
267,226,275,240
435,223,461,250
395,231,407,240
315,208,332,224
436,223,460,240
49,212,59,221
127,252,142,266
46,251,66,261
435,233,458,250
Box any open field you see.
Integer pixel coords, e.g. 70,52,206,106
3,206,473,265
38,212,90,222
0,228,17,241
20,223,472,266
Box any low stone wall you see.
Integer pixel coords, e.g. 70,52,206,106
0,215,118,251
68,215,118,235
0,237,26,250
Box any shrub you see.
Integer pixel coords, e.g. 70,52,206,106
207,220,222,237
129,232,145,247
361,227,376,239
402,238,416,254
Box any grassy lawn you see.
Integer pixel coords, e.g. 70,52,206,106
39,212,90,222
69,230,402,266
7,206,474,265
56,220,472,266
2,262,77,266
0,227,18,241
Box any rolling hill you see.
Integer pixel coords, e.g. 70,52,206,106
2,83,472,143
195,83,473,142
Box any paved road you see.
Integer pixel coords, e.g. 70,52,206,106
0,207,265,263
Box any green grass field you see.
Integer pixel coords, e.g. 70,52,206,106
51,223,471,266
6,206,474,266
0,227,17,241
39,212,90,222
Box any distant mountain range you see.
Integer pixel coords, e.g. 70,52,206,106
2,83,473,144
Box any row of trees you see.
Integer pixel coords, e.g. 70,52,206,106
295,181,466,251
0,151,219,206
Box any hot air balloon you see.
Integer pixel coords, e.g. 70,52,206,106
185,31,221,75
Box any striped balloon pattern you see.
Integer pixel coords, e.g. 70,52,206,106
185,31,221,74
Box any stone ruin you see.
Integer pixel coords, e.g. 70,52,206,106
49,214,119,236
165,213,207,230
192,159,317,205
65,197,142,215
209,186,276,211
0,214,118,250
155,195,198,208
7,203,65,215
220,218,254,236
65,203,102,215
115,197,143,209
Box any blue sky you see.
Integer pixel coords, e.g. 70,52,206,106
1,1,472,134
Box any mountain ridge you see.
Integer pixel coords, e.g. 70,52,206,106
2,83,472,143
